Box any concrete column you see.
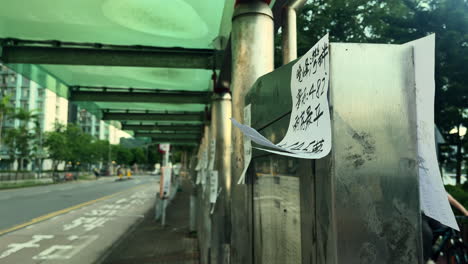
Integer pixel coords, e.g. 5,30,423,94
210,93,232,264
231,2,274,264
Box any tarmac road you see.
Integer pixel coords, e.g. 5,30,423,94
0,175,159,264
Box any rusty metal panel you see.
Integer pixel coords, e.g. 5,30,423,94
245,42,422,264
252,172,301,264
327,43,422,263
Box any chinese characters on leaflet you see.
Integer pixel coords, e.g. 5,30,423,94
230,34,331,159
280,39,329,154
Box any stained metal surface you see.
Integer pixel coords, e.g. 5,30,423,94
328,43,421,263
249,115,303,264
252,170,301,264
197,124,212,264
230,2,274,264
210,93,232,264
245,43,422,263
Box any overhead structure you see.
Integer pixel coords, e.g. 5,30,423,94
0,40,222,69
122,123,202,132
102,111,205,122
135,133,200,139
70,86,211,104
149,138,198,146
0,0,235,136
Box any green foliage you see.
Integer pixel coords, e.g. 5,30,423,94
131,147,147,165
43,124,150,169
446,184,468,215
3,108,40,170
294,0,467,178
147,147,163,165
44,124,110,169
111,145,133,165
44,128,67,169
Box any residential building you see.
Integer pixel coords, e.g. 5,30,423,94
0,64,132,171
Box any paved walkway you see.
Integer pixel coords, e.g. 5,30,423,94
102,181,199,264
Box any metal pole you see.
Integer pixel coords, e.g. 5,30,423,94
199,123,211,263
281,0,306,64
231,2,274,264
211,93,232,264
161,149,170,226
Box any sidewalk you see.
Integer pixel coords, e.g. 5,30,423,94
102,180,199,264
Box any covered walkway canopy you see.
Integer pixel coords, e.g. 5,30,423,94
0,0,245,145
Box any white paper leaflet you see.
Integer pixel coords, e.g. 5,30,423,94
405,34,458,230
196,171,201,184
160,167,172,199
208,139,216,171
231,34,331,159
238,104,252,184
210,170,219,204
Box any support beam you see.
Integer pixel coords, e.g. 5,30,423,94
230,2,274,264
136,133,200,139
282,0,306,64
102,112,204,122
70,90,210,104
0,45,220,69
122,124,202,131
150,139,198,146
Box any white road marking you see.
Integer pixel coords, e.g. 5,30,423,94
85,209,117,217
33,235,98,260
33,245,73,260
0,235,54,259
115,198,127,204
63,217,111,232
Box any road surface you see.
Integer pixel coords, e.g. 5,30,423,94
0,176,159,264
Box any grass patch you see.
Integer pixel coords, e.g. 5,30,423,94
0,180,52,190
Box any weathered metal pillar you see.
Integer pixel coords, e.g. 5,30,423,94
231,1,274,263
161,148,170,227
210,93,232,264
198,123,212,264
281,0,306,64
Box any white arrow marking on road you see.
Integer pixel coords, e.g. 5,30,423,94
32,235,98,260
0,235,54,259
116,198,127,204
33,245,73,260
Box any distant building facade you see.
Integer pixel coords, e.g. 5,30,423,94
0,64,132,171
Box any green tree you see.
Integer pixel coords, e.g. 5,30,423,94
4,108,39,171
92,140,111,163
0,94,14,147
130,147,147,165
111,145,133,166
294,0,467,182
44,124,68,171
